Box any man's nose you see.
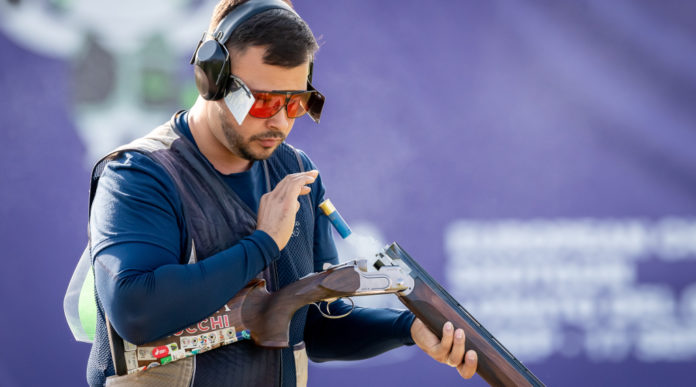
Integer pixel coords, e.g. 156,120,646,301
266,105,291,129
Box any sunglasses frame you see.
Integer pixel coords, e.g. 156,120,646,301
229,75,325,123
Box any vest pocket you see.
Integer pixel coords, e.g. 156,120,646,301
104,357,193,387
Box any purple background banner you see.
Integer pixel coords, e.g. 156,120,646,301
1,1,695,386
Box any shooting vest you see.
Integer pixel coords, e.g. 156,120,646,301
86,113,315,387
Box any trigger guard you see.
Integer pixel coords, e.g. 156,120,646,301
312,297,355,319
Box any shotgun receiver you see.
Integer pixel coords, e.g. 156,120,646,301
111,242,545,387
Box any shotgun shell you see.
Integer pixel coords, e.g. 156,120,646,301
319,199,352,239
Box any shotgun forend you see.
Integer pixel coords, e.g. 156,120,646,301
382,242,546,387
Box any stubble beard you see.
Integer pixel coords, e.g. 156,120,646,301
220,120,286,161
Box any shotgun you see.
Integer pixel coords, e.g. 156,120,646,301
110,242,545,387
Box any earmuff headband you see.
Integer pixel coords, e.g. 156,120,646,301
214,0,297,45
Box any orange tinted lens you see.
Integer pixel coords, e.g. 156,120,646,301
249,93,286,118
286,92,312,118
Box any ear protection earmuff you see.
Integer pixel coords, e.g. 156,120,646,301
191,0,306,100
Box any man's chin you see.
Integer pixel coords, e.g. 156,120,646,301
242,142,281,161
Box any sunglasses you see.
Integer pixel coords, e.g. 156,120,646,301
230,75,325,123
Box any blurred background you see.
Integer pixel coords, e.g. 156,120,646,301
2,0,696,385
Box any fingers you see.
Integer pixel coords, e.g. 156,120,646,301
288,170,318,195
457,350,478,379
299,185,312,196
446,328,466,367
412,320,478,380
436,322,455,363
278,170,318,188
263,170,317,209
439,322,478,379
272,170,318,198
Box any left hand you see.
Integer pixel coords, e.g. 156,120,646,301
411,318,478,379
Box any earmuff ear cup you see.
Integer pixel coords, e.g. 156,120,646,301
193,40,231,100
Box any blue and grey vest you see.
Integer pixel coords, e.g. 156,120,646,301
87,114,315,387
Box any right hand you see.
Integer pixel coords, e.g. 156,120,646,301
256,170,319,250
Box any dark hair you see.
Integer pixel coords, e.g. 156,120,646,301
208,0,318,67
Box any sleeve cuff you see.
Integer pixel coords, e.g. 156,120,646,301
398,311,417,346
248,229,280,266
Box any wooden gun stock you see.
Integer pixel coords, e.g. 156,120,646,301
242,261,362,347
384,243,545,387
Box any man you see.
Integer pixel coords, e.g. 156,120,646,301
86,0,477,385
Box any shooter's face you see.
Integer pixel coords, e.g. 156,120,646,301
212,46,310,162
